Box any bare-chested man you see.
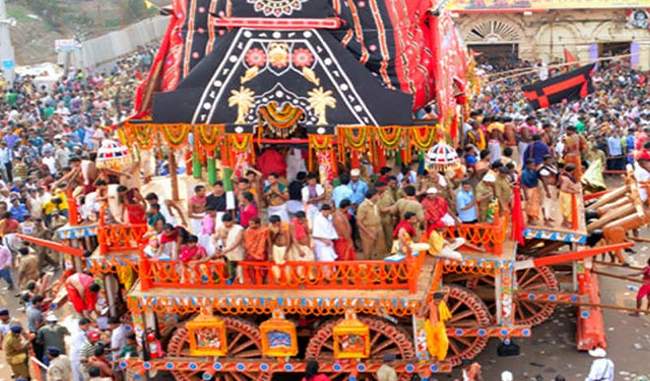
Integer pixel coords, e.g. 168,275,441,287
268,214,292,283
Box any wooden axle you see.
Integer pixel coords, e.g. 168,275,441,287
591,270,643,284
515,242,634,270
533,299,647,314
17,234,85,257
593,260,645,271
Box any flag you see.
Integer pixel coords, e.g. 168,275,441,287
563,48,577,64
522,63,595,110
144,0,157,9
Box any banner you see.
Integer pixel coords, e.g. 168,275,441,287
449,0,650,11
522,64,595,110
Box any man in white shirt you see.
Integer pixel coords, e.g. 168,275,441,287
108,317,130,361
585,348,614,381
42,151,58,176
312,204,338,262
634,154,650,202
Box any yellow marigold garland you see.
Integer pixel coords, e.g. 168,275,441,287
160,124,192,148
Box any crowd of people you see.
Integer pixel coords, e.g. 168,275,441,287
0,40,649,381
0,46,156,381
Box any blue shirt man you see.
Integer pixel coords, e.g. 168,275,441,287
332,183,354,208
606,135,623,157
523,136,551,165
456,183,478,223
347,169,368,206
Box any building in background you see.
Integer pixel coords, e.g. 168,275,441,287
449,0,650,70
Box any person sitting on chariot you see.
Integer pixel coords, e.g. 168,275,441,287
179,235,208,263
391,212,419,256
243,217,269,284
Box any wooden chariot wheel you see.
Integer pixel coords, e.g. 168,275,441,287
465,256,559,326
167,317,270,381
305,315,416,381
442,285,491,366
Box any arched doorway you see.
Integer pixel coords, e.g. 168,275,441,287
464,19,523,66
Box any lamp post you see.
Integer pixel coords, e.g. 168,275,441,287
0,0,16,85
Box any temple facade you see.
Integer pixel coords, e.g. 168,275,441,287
453,7,650,70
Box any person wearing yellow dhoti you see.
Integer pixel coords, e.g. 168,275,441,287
558,164,582,229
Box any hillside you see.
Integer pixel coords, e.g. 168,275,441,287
7,0,160,65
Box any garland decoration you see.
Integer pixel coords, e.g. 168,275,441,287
160,124,193,148
195,124,224,152
410,126,438,151
125,123,157,150
308,134,334,171
375,126,403,150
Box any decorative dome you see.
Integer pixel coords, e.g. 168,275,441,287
96,139,132,171
425,141,460,171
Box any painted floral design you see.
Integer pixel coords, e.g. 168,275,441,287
245,48,267,68
292,48,314,68
247,0,308,17
268,43,290,69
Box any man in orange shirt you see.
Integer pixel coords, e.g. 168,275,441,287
243,218,268,284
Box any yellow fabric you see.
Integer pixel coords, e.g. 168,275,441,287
116,266,135,291
438,301,452,322
424,320,449,361
427,231,445,255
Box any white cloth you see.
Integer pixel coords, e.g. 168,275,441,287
42,156,57,175
159,201,177,226
267,203,289,222
286,148,307,183
634,162,650,202
312,213,338,262
222,224,245,261
189,214,204,236
70,331,89,381
110,324,129,360
585,358,614,381
302,184,325,225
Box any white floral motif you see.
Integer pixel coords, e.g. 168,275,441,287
247,0,308,17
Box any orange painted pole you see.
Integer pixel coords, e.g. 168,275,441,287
531,242,633,268
16,234,85,257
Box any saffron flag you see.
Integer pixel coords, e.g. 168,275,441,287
144,0,157,9
563,48,577,64
522,63,595,110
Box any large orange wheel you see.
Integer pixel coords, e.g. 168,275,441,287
305,315,415,381
466,256,559,326
167,317,270,381
443,285,491,366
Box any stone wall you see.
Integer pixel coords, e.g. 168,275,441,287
456,9,650,70
57,16,168,71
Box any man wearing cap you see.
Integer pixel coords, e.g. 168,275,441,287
0,308,15,346
376,181,396,253
585,347,614,381
46,346,72,381
347,168,368,207
3,324,30,379
37,314,70,359
356,189,386,260
422,187,455,236
475,172,496,222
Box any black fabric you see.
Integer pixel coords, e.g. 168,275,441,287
288,180,303,201
522,64,595,110
153,29,413,126
231,0,333,18
206,193,227,212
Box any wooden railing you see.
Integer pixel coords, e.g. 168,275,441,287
139,253,425,292
97,206,148,254
442,215,507,255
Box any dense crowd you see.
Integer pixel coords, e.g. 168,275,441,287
0,46,155,381
1,45,650,381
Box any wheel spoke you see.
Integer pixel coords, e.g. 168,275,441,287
228,332,244,351
518,272,543,289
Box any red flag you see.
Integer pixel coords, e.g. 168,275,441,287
511,180,525,245
564,48,577,64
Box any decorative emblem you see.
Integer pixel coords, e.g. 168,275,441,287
247,0,308,17
228,87,256,124
245,48,267,68
268,42,290,69
307,87,336,126
292,48,314,68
